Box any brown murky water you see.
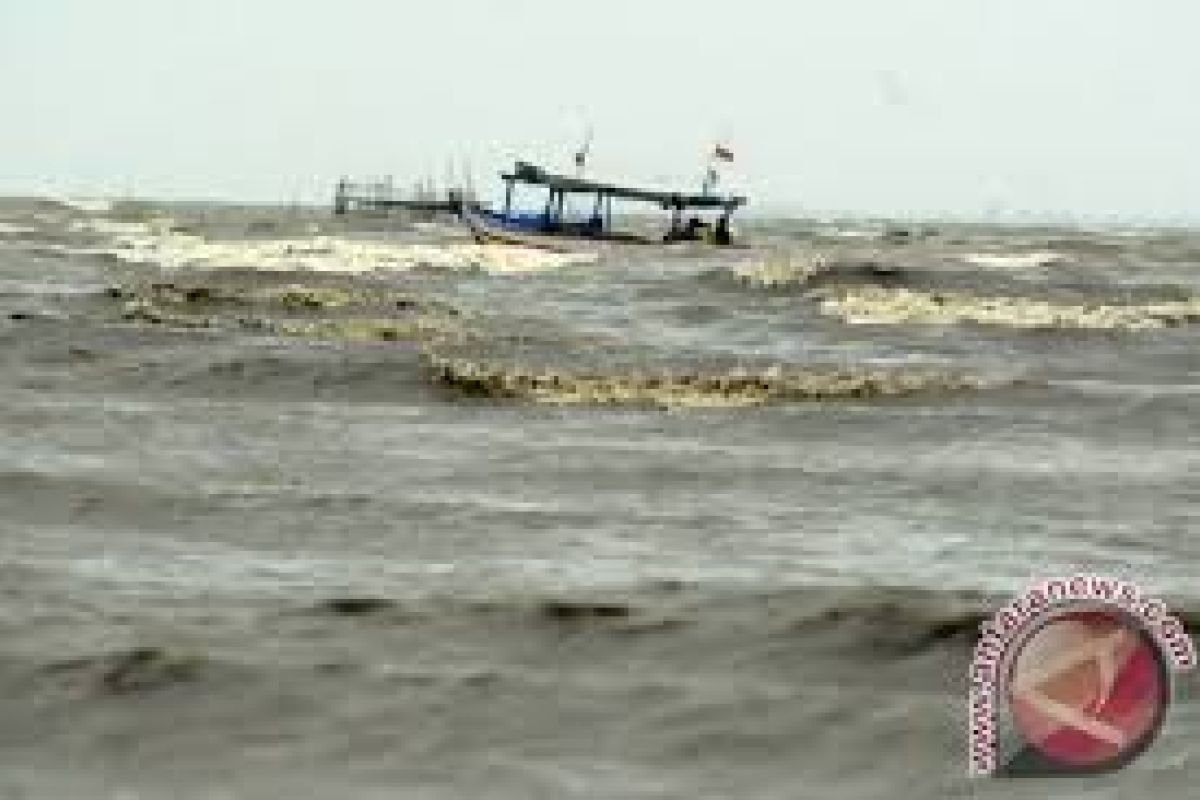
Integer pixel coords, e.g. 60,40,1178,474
0,199,1196,798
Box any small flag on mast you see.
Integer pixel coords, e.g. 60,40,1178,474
575,127,594,176
713,144,734,163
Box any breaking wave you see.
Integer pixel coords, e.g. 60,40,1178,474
93,223,596,275
728,247,901,290
820,286,1200,331
421,350,1010,407
730,250,834,288
49,196,114,215
960,251,1069,270
0,222,38,237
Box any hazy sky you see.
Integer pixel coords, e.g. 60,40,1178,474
2,1,1197,219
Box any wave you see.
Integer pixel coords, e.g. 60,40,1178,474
23,584,1200,695
728,247,902,290
299,583,999,658
102,279,480,352
420,350,1007,407
91,222,596,275
960,251,1069,270
12,581,1195,799
819,286,1200,331
730,250,834,288
71,218,168,238
306,580,1200,654
41,646,210,695
0,222,37,237
48,196,114,215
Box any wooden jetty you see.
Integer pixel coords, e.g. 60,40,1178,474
333,177,468,217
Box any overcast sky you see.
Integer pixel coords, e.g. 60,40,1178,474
2,1,1197,219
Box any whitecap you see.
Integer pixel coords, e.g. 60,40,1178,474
731,250,831,288
960,251,1068,269
0,222,37,236
70,218,159,237
53,197,114,214
821,287,1200,331
95,228,597,275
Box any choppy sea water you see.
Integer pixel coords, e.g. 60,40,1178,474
0,198,1197,798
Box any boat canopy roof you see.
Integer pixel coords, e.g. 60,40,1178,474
501,161,746,212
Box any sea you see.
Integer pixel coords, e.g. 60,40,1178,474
0,197,1196,798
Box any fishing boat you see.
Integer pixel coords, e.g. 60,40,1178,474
462,161,747,250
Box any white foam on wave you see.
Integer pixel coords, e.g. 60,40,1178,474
53,197,114,215
731,250,831,288
93,225,597,275
71,218,164,238
821,287,1200,331
960,251,1068,269
0,222,37,236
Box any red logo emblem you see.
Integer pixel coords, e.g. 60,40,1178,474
1006,609,1170,773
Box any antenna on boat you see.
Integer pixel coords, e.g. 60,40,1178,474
574,126,594,178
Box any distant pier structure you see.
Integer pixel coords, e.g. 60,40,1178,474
333,175,474,219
